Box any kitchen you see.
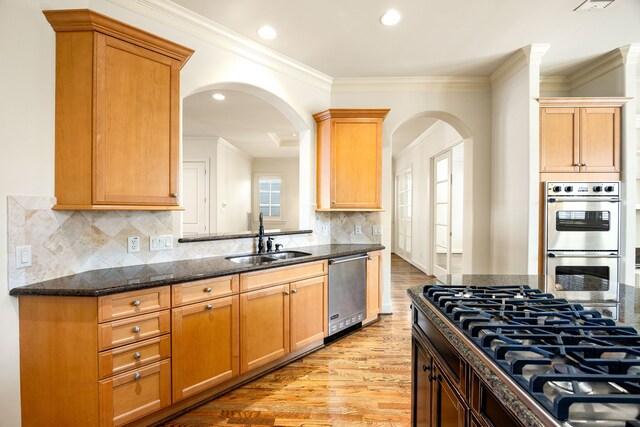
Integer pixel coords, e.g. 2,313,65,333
1,0,640,426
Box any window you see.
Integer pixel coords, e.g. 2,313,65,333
258,176,281,218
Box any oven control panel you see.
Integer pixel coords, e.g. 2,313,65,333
547,181,619,197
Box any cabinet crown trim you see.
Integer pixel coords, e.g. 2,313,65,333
538,97,630,108
43,9,194,67
313,109,390,122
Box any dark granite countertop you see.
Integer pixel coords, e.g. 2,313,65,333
407,274,640,427
9,244,384,297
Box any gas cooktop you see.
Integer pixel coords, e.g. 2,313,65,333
422,284,640,426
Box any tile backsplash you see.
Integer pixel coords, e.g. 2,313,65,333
7,196,382,289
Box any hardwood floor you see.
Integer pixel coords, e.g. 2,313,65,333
162,255,431,427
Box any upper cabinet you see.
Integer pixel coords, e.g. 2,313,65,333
539,98,627,174
313,109,389,211
44,10,194,210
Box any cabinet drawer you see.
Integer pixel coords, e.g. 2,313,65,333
98,287,170,323
98,335,171,379
99,359,171,427
172,275,239,307
99,310,171,351
240,261,327,292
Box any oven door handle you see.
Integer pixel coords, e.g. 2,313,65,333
547,197,620,203
547,252,619,258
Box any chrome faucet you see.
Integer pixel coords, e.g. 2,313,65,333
257,212,265,253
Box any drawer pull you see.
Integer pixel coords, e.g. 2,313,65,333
206,304,213,310
132,300,141,307
134,372,141,380
132,326,141,333
133,352,141,360
204,287,212,293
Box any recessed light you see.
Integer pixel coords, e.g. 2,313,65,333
212,93,225,101
292,133,297,137
380,9,401,26
257,25,277,40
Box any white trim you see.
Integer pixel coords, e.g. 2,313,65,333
539,76,570,94
217,137,251,160
567,48,624,91
395,122,439,159
490,44,549,87
106,0,333,92
331,76,491,93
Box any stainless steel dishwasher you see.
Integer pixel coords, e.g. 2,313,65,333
328,254,367,336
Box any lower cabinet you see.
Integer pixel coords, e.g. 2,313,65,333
365,251,382,324
171,295,239,401
290,275,328,350
240,284,291,373
412,337,467,427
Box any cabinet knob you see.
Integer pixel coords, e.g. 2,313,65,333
132,326,141,333
134,372,141,381
331,201,336,204
206,304,213,310
292,288,297,294
171,193,178,198
204,287,212,293
428,374,436,381
133,352,141,360
284,291,290,296
581,163,588,167
422,364,431,372
132,300,141,307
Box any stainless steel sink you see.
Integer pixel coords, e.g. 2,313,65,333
226,251,311,265
226,255,275,265
265,250,311,260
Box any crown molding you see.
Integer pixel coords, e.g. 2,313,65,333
331,76,491,93
490,44,550,87
217,137,252,160
567,48,624,91
394,120,461,159
619,43,640,65
106,0,333,92
540,76,570,94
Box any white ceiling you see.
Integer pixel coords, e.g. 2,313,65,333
178,0,640,158
183,89,298,159
172,0,640,78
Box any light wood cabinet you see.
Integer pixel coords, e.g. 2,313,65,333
171,295,239,401
240,284,291,373
43,9,193,210
290,275,328,351
539,98,626,174
365,251,382,324
314,109,389,211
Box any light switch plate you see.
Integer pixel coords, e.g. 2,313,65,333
372,225,381,235
150,235,173,251
15,245,32,269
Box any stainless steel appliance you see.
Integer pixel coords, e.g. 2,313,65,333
328,254,367,336
545,181,620,308
420,284,640,426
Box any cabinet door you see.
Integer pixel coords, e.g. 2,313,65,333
365,252,381,324
412,338,434,427
435,366,467,427
540,107,580,172
172,296,239,402
290,275,327,350
331,119,382,209
94,33,179,206
580,107,620,172
240,284,290,373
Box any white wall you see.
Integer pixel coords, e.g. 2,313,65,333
252,158,300,230
183,138,217,232
217,140,253,232
393,122,464,273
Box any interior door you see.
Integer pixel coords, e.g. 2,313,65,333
433,152,451,276
182,160,209,234
396,167,412,258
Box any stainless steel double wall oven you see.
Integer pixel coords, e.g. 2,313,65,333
545,181,620,316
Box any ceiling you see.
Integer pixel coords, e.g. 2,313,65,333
172,0,640,78
183,89,298,159
178,0,640,158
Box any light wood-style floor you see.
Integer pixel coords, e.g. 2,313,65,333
162,255,431,427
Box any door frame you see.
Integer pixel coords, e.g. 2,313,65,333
432,150,452,276
182,157,210,234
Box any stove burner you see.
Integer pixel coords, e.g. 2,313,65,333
421,284,640,424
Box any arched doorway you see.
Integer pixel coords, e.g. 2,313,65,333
391,111,473,276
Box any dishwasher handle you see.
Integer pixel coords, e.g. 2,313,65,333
328,254,370,265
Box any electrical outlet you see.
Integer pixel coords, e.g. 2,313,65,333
127,236,140,253
322,225,329,236
372,225,381,235
354,225,362,235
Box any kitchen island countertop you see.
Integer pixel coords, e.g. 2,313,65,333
408,274,640,427
9,243,384,297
